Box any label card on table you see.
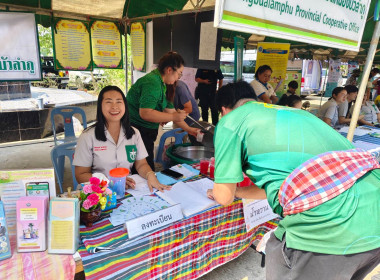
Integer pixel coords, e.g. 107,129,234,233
242,199,278,232
124,204,183,239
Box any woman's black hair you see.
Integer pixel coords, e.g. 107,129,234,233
94,85,135,141
255,65,272,79
216,81,257,112
286,94,302,108
331,87,345,100
157,51,185,75
344,85,358,94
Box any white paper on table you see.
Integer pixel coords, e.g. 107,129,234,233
170,165,198,178
339,126,373,136
156,181,218,217
184,178,214,197
353,141,380,151
126,174,154,197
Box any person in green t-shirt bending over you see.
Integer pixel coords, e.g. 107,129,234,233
208,81,380,280
127,52,199,171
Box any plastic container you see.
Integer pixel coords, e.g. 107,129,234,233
36,97,44,109
200,158,210,175
109,168,129,199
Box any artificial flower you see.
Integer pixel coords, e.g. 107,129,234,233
104,188,112,195
82,199,92,210
83,185,93,194
91,185,103,194
100,180,108,187
89,177,100,186
99,197,107,210
87,193,100,206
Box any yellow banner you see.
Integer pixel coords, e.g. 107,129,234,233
131,22,146,72
53,19,92,71
255,43,290,92
91,21,122,69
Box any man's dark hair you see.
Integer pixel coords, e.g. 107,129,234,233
344,85,358,94
216,81,257,112
255,65,272,79
157,51,184,75
94,85,135,141
287,94,302,108
288,80,299,89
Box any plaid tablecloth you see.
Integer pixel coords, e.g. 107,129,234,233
78,198,279,280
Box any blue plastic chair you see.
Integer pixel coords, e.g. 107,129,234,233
155,128,188,169
51,106,87,145
51,141,78,193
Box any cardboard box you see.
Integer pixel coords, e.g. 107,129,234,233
48,198,79,254
16,196,48,252
0,201,11,260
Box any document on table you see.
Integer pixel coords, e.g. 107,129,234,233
338,126,373,136
156,178,218,217
125,174,154,197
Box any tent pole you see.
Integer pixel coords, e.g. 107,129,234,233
125,23,128,92
347,20,380,142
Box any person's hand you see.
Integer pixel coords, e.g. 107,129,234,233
204,79,211,85
358,114,365,120
147,173,171,192
125,177,136,189
188,127,200,137
173,110,187,122
207,189,215,200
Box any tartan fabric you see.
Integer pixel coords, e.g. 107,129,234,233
279,148,380,216
78,200,280,280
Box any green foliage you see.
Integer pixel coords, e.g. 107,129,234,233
38,25,53,56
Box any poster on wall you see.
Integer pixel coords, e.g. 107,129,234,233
0,12,41,81
325,59,341,97
280,60,303,96
214,0,371,52
52,18,92,71
91,20,123,69
131,22,146,72
255,42,290,92
0,169,56,237
199,21,218,61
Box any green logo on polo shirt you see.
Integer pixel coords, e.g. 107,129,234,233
125,145,137,163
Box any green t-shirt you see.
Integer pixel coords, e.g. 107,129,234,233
127,69,174,129
214,101,380,255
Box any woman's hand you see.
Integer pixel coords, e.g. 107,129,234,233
173,110,187,122
188,127,200,137
207,189,215,200
125,177,136,189
147,173,171,192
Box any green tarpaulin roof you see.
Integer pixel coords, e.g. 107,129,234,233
0,0,379,63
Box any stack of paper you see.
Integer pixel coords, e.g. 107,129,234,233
156,178,218,217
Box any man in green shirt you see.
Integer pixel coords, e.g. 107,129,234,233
209,81,380,279
127,52,198,170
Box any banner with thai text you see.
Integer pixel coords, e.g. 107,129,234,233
131,22,146,72
91,21,123,69
0,12,41,81
52,19,92,71
214,0,370,51
255,42,290,92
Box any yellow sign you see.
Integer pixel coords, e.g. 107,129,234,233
91,21,122,69
53,19,92,71
255,43,290,92
131,22,146,72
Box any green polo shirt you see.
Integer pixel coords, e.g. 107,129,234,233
127,69,174,129
214,101,380,255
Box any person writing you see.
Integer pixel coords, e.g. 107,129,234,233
73,86,169,192
195,68,224,125
207,81,380,280
127,52,199,171
250,65,278,104
317,87,347,128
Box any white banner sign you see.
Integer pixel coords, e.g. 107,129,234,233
242,199,278,232
0,12,41,81
214,0,371,51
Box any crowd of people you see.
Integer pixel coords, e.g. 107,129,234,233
71,51,379,279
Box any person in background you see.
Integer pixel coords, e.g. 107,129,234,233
345,69,361,86
195,68,224,125
317,87,347,128
286,94,302,109
278,80,298,106
73,86,169,192
337,85,360,126
168,80,201,145
208,81,380,280
250,65,278,104
356,89,380,126
367,68,380,100
127,52,199,171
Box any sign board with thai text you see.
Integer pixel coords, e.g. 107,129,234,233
124,204,183,239
242,199,278,232
0,12,41,81
214,0,371,51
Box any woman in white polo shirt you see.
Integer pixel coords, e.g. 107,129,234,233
73,86,169,192
317,87,347,128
